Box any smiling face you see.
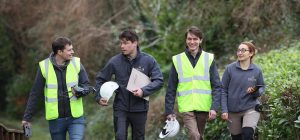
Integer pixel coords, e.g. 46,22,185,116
237,44,253,62
186,32,202,53
58,44,74,61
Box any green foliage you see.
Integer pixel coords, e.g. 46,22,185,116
0,114,51,140
5,74,33,117
255,42,300,139
0,1,300,139
134,0,300,68
85,104,115,140
205,117,231,140
0,20,15,110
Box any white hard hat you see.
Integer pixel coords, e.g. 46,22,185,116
99,81,119,101
159,119,180,138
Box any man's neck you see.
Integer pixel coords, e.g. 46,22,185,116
127,50,138,60
55,55,66,66
189,49,199,58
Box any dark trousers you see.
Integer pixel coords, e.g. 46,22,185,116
113,109,147,140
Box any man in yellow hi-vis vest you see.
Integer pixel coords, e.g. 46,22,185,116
22,37,91,140
164,26,222,140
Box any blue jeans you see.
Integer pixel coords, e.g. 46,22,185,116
48,116,85,140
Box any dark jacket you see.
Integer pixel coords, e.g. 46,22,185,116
23,53,90,122
165,48,222,115
95,50,164,112
221,61,265,113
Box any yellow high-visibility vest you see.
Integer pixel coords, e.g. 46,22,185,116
172,51,213,112
39,57,83,120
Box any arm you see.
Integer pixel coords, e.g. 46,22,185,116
23,67,45,122
209,60,222,111
141,58,164,97
78,63,90,87
74,63,92,97
251,69,265,98
94,60,114,103
221,66,230,113
208,60,222,120
165,64,178,116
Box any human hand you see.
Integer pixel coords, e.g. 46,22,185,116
22,120,32,137
247,86,257,94
208,110,217,120
131,88,143,97
166,114,176,121
221,113,228,120
21,120,31,127
99,98,108,106
71,85,88,98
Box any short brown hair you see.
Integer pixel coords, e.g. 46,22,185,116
185,26,203,40
119,29,139,43
52,37,72,54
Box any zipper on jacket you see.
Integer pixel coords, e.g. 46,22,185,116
128,67,132,112
128,59,134,112
57,67,68,118
238,87,242,111
61,70,66,118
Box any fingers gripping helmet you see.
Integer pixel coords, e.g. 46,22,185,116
159,119,180,138
100,81,119,101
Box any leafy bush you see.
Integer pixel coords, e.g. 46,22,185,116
85,105,115,140
5,74,33,117
255,42,300,139
0,22,15,110
204,42,300,140
1,1,300,139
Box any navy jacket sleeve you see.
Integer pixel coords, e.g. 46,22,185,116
209,60,222,111
23,67,45,122
78,63,90,86
78,63,91,97
164,64,178,115
94,60,114,102
141,58,164,97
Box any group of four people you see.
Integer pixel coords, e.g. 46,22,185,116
22,26,265,140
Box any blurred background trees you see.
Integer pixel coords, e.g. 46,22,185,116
0,0,299,139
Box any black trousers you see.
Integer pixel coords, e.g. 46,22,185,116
113,109,147,140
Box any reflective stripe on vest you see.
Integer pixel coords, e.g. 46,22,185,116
39,57,83,120
172,51,214,112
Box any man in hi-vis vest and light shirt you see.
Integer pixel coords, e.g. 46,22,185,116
164,26,222,140
22,37,91,140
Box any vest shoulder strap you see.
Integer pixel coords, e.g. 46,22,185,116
202,51,214,61
39,58,50,79
172,52,185,64
71,57,80,74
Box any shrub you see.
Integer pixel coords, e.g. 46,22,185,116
255,42,300,139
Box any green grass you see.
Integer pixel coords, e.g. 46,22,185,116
0,115,50,140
